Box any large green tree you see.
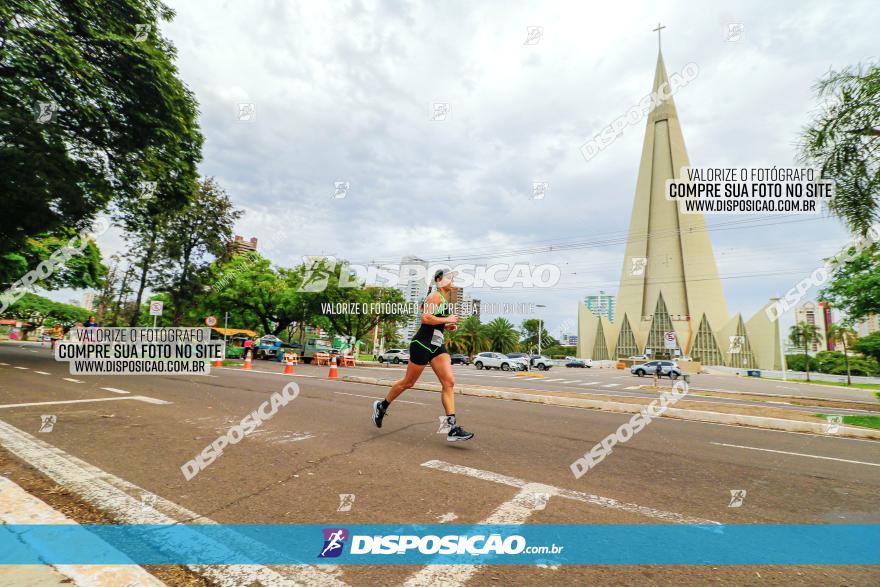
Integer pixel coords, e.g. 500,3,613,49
854,331,880,363
0,0,203,255
820,242,880,323
800,63,880,236
155,178,241,325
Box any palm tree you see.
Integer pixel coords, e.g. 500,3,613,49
443,326,466,354
826,322,857,385
457,315,485,356
484,317,519,354
789,321,823,382
800,62,880,237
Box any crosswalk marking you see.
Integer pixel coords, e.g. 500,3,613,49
100,387,130,395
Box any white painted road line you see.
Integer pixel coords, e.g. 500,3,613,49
0,420,348,587
0,362,8,365
579,382,600,386
13,366,28,370
711,442,880,467
602,383,621,388
625,386,641,390
402,481,557,586
0,396,171,409
333,391,427,406
544,378,565,382
0,476,166,586
421,460,720,526
100,387,130,395
62,378,83,383
34,371,50,375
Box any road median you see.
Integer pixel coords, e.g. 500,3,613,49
341,375,880,440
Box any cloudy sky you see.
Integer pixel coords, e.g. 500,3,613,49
58,0,878,337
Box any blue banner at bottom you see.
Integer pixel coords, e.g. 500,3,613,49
0,524,877,565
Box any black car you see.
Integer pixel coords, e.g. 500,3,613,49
451,354,470,365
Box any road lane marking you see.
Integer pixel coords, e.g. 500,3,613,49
100,387,130,395
625,386,641,390
62,378,83,383
0,396,170,409
0,362,8,365
579,382,600,386
544,378,565,382
710,442,880,467
0,420,348,587
403,481,558,586
421,460,720,525
0,476,165,586
34,371,50,375
602,383,621,387
333,391,426,405
13,366,28,370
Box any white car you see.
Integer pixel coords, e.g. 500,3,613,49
378,349,409,364
473,352,528,371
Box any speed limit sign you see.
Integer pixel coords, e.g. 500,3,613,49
149,301,164,316
205,315,218,327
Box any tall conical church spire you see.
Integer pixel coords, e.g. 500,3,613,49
613,34,729,356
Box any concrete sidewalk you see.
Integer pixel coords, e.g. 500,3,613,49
0,476,166,587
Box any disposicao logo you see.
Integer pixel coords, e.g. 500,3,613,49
319,528,349,558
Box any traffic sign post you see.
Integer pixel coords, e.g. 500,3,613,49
205,315,217,327
149,301,164,328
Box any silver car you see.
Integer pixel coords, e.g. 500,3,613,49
630,360,682,379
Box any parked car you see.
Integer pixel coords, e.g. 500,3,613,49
378,349,409,364
630,360,682,379
529,354,555,370
507,352,531,366
473,352,528,371
565,357,592,368
451,354,471,365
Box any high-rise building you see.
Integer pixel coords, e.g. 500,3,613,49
584,291,616,322
577,42,780,369
448,287,479,318
80,292,96,311
856,314,880,338
227,235,258,257
792,301,827,354
398,256,428,341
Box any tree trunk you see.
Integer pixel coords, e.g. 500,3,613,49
129,234,157,327
803,341,810,382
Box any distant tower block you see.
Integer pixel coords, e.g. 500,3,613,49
578,36,781,370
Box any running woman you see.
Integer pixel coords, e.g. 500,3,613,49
372,269,474,441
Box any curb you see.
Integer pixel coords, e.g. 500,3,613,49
635,385,880,408
341,375,880,440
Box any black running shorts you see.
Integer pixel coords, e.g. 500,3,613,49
409,340,448,365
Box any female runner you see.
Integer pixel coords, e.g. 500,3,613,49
371,269,474,441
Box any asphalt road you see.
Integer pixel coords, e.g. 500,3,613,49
1,344,878,586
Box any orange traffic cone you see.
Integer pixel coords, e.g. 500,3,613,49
213,358,222,368
243,354,253,370
328,355,338,379
284,359,295,375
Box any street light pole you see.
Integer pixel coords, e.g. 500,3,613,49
536,304,546,355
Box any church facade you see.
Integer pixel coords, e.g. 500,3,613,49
577,50,781,370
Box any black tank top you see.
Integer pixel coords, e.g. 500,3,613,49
411,291,451,351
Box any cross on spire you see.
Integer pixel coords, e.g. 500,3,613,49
652,22,666,51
